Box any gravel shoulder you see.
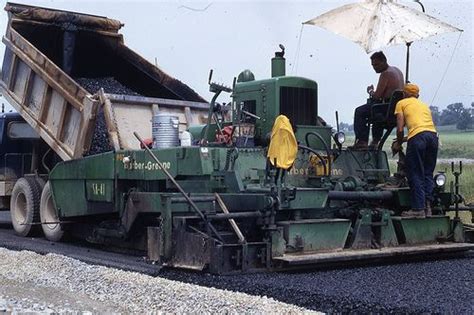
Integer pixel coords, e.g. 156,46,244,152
0,248,316,314
0,276,119,313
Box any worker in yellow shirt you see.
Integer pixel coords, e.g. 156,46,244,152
392,83,438,218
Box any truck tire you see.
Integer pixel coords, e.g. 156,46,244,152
10,177,42,236
40,181,64,242
35,177,46,190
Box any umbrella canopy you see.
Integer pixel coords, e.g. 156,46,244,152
304,0,462,53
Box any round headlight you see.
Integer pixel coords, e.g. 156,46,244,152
335,132,346,145
434,173,446,187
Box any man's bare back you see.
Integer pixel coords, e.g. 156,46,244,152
376,65,404,99
371,65,404,100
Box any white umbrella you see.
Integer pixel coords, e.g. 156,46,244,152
303,0,462,81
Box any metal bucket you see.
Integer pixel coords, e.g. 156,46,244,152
152,114,179,148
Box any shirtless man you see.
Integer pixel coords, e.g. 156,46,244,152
351,51,404,149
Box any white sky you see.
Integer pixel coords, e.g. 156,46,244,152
0,0,472,125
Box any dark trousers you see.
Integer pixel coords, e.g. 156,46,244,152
354,103,383,142
406,131,439,210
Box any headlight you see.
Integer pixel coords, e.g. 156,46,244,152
334,132,345,145
434,173,446,187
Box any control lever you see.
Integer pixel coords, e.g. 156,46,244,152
451,161,463,221
202,69,232,144
241,109,261,120
208,69,232,93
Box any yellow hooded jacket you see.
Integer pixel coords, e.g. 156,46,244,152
267,115,298,169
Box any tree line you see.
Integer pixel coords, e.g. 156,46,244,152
339,102,474,132
430,102,474,130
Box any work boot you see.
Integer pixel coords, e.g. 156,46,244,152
425,201,432,217
348,140,368,150
401,209,426,219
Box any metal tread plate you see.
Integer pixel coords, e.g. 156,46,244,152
273,243,474,265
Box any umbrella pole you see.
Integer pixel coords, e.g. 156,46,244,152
406,1,424,83
405,42,412,83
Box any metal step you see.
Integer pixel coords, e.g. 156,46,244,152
273,243,474,266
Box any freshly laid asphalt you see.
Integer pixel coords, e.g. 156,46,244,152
161,257,474,314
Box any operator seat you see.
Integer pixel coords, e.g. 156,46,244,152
369,90,404,150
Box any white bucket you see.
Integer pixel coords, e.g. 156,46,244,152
180,131,192,146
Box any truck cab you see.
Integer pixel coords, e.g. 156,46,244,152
0,112,44,208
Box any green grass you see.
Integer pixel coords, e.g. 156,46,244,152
344,129,474,158
437,131,474,159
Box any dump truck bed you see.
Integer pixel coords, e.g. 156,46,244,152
0,2,209,160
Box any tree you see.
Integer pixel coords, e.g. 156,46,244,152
456,108,473,130
440,102,464,125
455,104,473,130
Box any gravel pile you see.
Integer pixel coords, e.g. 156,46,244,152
0,248,315,314
161,256,474,314
75,77,142,156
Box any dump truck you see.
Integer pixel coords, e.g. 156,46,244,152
1,3,473,274
0,2,209,233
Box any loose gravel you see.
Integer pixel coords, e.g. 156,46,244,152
0,248,315,314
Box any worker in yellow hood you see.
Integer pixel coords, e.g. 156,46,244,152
267,115,298,169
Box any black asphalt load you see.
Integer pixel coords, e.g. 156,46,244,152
0,226,472,314
86,107,113,156
75,77,142,96
75,77,142,155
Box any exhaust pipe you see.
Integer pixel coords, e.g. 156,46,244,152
271,44,286,77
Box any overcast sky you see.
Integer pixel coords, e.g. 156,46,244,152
0,0,472,124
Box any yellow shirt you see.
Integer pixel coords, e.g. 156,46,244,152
394,97,436,140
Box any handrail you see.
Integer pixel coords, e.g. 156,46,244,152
304,131,331,176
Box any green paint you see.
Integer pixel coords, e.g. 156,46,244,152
392,216,451,245
379,210,399,247
278,219,351,252
350,209,373,249
86,180,113,202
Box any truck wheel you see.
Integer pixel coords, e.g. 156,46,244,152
40,181,64,242
10,177,41,236
35,177,46,190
